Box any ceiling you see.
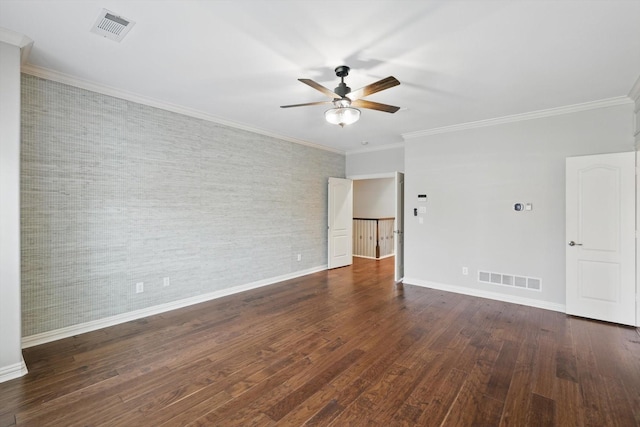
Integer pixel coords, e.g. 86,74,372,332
1,0,639,153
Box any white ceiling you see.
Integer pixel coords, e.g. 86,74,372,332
1,0,639,153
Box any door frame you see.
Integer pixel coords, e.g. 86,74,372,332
394,172,404,282
347,172,405,281
637,151,639,327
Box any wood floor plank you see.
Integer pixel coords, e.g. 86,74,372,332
277,312,433,425
414,367,468,426
439,336,505,426
240,291,427,426
571,316,618,426
529,393,556,426
2,257,639,426
485,339,520,402
603,375,638,427
285,325,422,426
532,334,557,399
499,342,537,426
553,377,585,427
263,348,365,422
225,324,424,426
187,326,370,425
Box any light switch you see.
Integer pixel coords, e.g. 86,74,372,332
525,203,533,211
419,217,424,224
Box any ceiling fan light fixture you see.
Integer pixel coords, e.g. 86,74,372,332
281,65,400,126
325,106,360,127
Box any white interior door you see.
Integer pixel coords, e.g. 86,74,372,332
566,152,635,326
394,172,404,282
328,177,353,269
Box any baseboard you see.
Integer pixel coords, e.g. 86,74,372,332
0,358,28,383
402,277,566,313
22,265,327,348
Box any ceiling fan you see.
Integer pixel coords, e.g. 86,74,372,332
281,65,401,127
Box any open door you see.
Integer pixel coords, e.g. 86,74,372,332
394,172,404,282
566,152,635,326
328,177,353,269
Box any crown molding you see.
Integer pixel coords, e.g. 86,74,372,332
20,64,344,155
345,142,404,155
403,96,633,140
0,27,33,64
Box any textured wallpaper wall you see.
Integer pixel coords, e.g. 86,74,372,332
20,74,344,336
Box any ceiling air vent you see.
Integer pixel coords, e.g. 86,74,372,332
90,9,135,42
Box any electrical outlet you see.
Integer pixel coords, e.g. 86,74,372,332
136,282,144,293
163,277,170,287
462,267,469,275
297,254,301,261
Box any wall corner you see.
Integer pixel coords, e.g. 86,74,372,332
0,32,30,382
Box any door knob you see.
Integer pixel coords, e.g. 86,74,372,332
568,241,583,246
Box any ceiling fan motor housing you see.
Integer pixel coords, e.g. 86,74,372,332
334,65,352,97
334,82,351,98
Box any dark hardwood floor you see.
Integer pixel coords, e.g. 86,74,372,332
1,257,639,426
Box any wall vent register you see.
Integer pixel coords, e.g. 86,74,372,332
90,9,135,42
478,270,541,291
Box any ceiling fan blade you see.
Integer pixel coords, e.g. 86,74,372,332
348,76,400,101
280,100,333,108
351,99,400,113
298,79,341,98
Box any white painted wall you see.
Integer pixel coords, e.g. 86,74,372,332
353,178,395,218
403,103,635,310
346,145,404,177
0,40,27,382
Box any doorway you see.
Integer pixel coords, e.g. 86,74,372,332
349,172,404,282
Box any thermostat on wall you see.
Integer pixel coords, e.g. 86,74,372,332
514,202,533,212
418,194,427,202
